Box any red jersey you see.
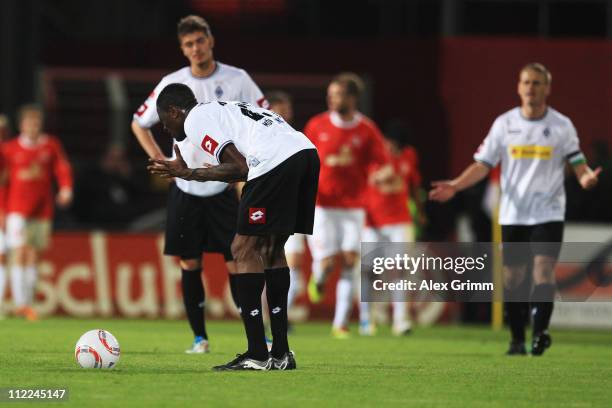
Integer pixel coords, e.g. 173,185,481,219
398,146,421,198
0,135,73,219
365,147,412,227
304,111,389,208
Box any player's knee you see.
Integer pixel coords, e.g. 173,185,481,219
179,258,201,271
341,251,358,268
231,235,258,263
533,256,556,284
503,265,527,290
320,256,337,274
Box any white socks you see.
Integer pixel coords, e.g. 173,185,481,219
287,267,301,310
10,265,26,307
332,267,354,329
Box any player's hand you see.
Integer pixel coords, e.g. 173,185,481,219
579,166,602,190
148,145,191,179
429,181,457,202
56,188,73,208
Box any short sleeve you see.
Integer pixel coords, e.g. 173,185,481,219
133,77,169,128
474,118,504,167
184,106,233,165
560,121,584,165
239,72,268,108
366,123,391,171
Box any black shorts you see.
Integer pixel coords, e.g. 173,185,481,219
164,184,238,261
501,222,564,266
237,149,319,236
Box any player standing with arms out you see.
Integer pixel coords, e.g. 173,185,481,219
360,133,420,336
304,73,390,338
0,105,73,321
430,63,601,355
148,84,318,370
131,15,268,354
266,91,303,320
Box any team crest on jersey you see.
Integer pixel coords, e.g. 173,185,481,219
351,135,362,146
319,133,329,142
249,208,266,224
201,135,218,155
215,85,224,98
543,127,550,137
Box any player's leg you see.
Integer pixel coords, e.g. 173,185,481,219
502,225,531,355
213,234,270,370
529,222,563,356
163,185,209,353
306,207,340,303
21,218,52,320
6,214,29,318
359,226,380,336
258,234,294,365
284,234,305,313
387,223,415,336
178,257,209,353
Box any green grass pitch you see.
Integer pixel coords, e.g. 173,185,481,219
1,318,611,407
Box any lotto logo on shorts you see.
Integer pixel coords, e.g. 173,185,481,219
201,135,219,155
249,208,266,224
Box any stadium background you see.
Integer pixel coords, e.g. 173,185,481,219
0,0,611,325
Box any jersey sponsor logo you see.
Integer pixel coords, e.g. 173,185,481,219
249,208,266,224
508,129,521,134
509,145,553,160
201,135,219,155
135,103,148,117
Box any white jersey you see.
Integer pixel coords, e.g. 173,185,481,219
133,62,267,197
474,107,585,225
183,101,316,180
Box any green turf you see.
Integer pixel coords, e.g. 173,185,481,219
1,318,611,407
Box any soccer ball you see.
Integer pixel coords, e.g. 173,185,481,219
74,329,121,369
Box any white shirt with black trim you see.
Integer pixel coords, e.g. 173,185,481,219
183,101,316,180
474,107,583,225
133,62,267,197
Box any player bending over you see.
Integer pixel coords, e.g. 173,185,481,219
149,83,319,371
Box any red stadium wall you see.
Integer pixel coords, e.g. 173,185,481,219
439,38,612,175
0,232,455,324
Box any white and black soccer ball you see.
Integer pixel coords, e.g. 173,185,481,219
74,329,120,369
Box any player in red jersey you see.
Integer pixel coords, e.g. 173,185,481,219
0,105,73,320
304,73,390,338
360,134,422,336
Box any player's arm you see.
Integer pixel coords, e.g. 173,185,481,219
431,118,503,202
52,139,74,208
131,121,166,160
148,144,248,183
571,161,601,190
429,161,491,202
564,129,601,190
